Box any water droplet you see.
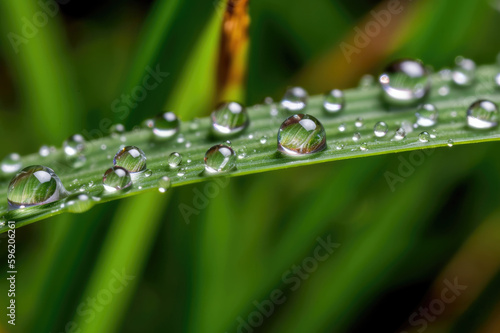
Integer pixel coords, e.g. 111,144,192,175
152,112,180,138
281,87,308,112
7,165,67,210
168,152,182,168
323,89,344,113
277,114,326,156
360,143,368,151
39,145,50,157
177,168,186,177
1,153,22,174
101,144,107,150
113,146,147,173
466,100,499,129
373,121,389,137
401,121,414,134
359,74,375,88
438,85,450,96
260,136,267,144
495,73,500,88
418,131,430,142
447,139,454,147
452,57,475,86
415,104,438,127
351,133,361,142
111,123,125,134
65,193,94,213
63,134,85,156
379,59,430,106
158,176,171,193
355,117,364,128
102,166,132,192
211,101,249,136
394,128,406,141
204,144,236,173
335,143,344,150
143,118,154,128
144,169,153,177
338,123,346,132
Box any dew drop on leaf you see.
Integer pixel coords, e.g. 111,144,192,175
102,166,132,192
204,144,236,173
418,131,430,142
1,153,22,174
63,134,85,156
168,152,182,168
452,57,476,86
415,104,438,127
113,146,147,173
152,112,180,138
7,165,68,210
281,87,308,112
211,101,249,136
466,100,499,129
158,176,171,193
277,114,326,156
373,121,388,138
379,59,430,106
323,89,344,114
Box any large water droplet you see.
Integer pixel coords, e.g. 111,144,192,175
211,101,249,136
168,152,182,168
415,104,438,127
418,131,430,142
152,112,180,138
63,134,85,156
204,144,236,173
452,57,476,86
323,89,344,113
277,114,326,156
102,166,132,192
379,59,430,106
113,146,147,173
158,176,171,193
281,87,308,112
1,153,22,174
374,121,388,137
466,100,499,129
7,165,67,209
65,193,94,213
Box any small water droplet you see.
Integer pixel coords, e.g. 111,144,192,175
158,176,171,193
204,144,236,173
338,123,346,132
447,139,454,147
495,73,500,88
65,193,94,213
394,128,406,141
260,136,267,144
438,85,450,96
373,121,389,137
113,146,147,173
1,153,22,174
466,100,499,129
358,74,375,88
101,144,107,150
177,168,186,177
418,131,430,142
111,123,125,134
144,169,153,177
211,101,249,136
335,143,344,150
415,104,438,127
248,134,254,139
7,165,68,210
323,89,345,113
360,143,368,151
168,152,182,168
379,59,430,106
355,117,364,128
352,133,361,142
452,57,475,86
450,111,457,118
39,145,50,157
102,166,132,192
152,112,180,138
63,134,85,156
277,114,326,156
281,87,308,112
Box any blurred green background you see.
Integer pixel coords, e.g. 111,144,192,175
1,0,500,332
